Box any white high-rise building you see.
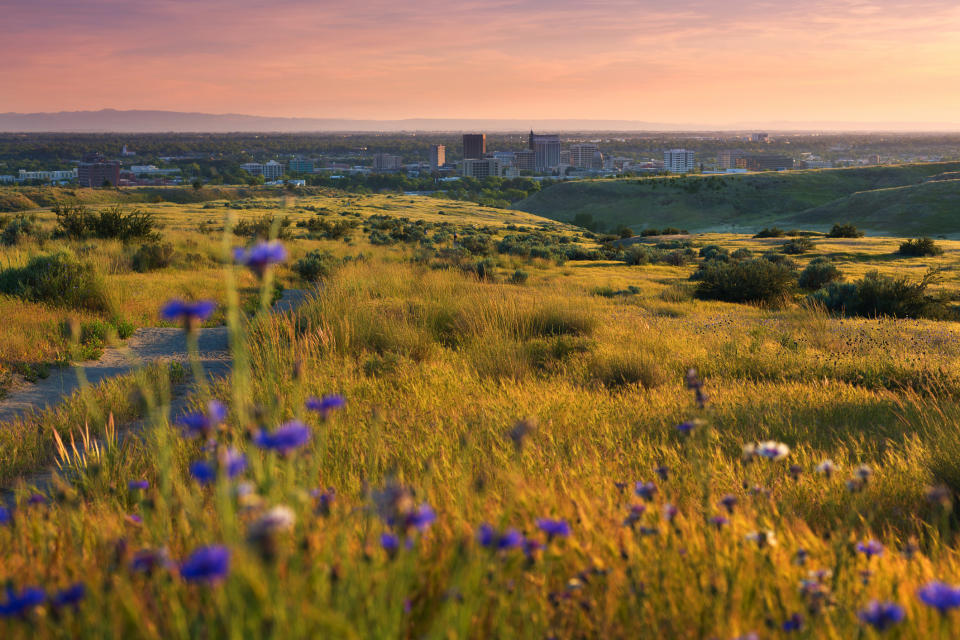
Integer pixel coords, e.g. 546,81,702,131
570,144,603,169
429,145,445,171
664,149,695,173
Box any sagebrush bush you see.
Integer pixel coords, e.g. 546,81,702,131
898,237,943,257
510,269,529,284
694,258,796,304
753,227,785,238
131,242,176,272
827,223,864,238
1,214,45,246
698,244,729,260
810,269,951,319
798,257,842,290
780,237,815,254
55,204,159,241
0,252,113,312
293,249,342,281
234,214,292,239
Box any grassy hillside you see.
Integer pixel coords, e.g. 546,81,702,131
782,179,960,236
516,162,960,234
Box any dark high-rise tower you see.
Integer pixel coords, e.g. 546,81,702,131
463,134,486,160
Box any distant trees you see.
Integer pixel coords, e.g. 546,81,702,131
827,223,864,238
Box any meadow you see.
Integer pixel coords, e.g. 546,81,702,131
2,189,960,637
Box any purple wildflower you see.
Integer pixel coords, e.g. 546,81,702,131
623,503,646,527
0,586,46,617
130,548,171,574
477,524,523,550
0,506,10,525
180,545,230,583
858,600,905,631
306,394,346,418
635,481,657,501
27,493,47,506
918,582,960,613
654,465,670,481
709,515,729,529
536,518,571,539
179,400,227,438
381,532,400,554
674,421,696,435
253,421,311,454
50,583,86,609
128,479,149,491
782,612,803,632
312,487,335,516
719,494,738,514
856,539,884,559
160,299,216,331
405,503,436,531
662,503,678,523
189,448,247,484
234,241,287,277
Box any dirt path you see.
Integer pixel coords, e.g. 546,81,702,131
0,288,308,425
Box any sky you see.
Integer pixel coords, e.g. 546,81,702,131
3,0,960,126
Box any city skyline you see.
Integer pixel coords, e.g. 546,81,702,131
3,1,960,128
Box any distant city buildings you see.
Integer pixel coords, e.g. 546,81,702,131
738,154,793,171
664,149,695,173
429,145,445,171
569,143,603,169
514,149,536,172
530,131,562,171
718,150,746,170
288,159,315,174
18,169,77,182
77,153,120,187
373,153,403,171
751,133,770,143
241,160,285,179
462,134,486,160
461,158,503,179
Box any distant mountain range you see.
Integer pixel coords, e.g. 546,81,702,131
1,109,959,133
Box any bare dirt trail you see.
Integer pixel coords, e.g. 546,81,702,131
0,289,308,425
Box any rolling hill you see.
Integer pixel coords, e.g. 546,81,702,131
515,162,960,236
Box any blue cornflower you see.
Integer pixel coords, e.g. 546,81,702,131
381,532,400,554
782,612,803,632
405,503,436,531
918,582,960,613
522,537,544,557
709,515,729,529
130,548,171,574
27,494,47,506
179,400,227,438
312,487,335,516
160,299,216,330
180,545,230,583
536,518,571,539
635,481,657,501
0,506,10,525
253,421,311,454
859,600,905,631
50,583,86,609
856,539,884,559
0,585,46,617
306,394,346,417
189,448,247,484
234,241,287,277
190,460,216,484
477,524,523,551
674,421,696,435
654,465,670,481
719,494,738,514
128,479,149,491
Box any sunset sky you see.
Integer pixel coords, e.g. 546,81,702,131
4,0,960,126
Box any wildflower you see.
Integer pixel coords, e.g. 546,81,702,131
160,299,216,331
507,418,535,451
405,503,437,531
312,488,335,516
709,515,729,529
0,585,46,617
537,518,571,539
654,465,670,481
306,394,346,418
0,506,10,526
719,494,738,514
859,600,905,631
623,504,646,527
782,612,804,632
918,582,960,613
614,481,629,493
793,548,809,566
901,539,920,560
253,421,311,454
856,539,884,559
179,400,227,438
745,530,777,549
180,545,231,583
233,241,287,277
190,448,247,484
27,493,47,505
50,583,86,609
130,548,171,574
635,481,657,501
248,506,296,561
846,477,865,493
674,420,701,435
855,464,873,481
477,524,523,551
789,464,803,480
662,503,678,523
522,537,544,557
381,532,400,556
126,514,143,526
816,459,837,478
128,479,149,491
755,440,790,461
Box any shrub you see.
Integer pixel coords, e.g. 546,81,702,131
1,214,44,246
731,247,753,260
617,226,634,239
798,257,843,290
827,223,864,238
510,269,529,284
131,242,176,272
762,252,797,268
898,237,943,257
640,228,660,237
781,237,815,254
474,258,497,281
55,204,158,241
234,214,292,240
623,245,657,266
698,244,729,261
0,252,113,312
810,269,951,319
754,227,785,238
694,258,796,305
293,250,342,282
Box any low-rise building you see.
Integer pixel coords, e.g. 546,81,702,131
461,158,503,179
18,169,77,182
77,153,120,187
373,153,403,171
288,159,315,174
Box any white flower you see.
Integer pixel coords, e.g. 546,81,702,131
745,530,778,548
249,505,296,540
756,440,790,461
815,459,837,477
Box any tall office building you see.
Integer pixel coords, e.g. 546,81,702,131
717,150,746,170
533,135,561,171
461,158,503,179
373,153,403,171
570,143,602,169
430,145,446,170
77,152,120,187
462,134,486,160
664,149,695,173
514,149,536,172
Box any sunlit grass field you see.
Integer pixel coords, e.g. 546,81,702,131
3,191,960,637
